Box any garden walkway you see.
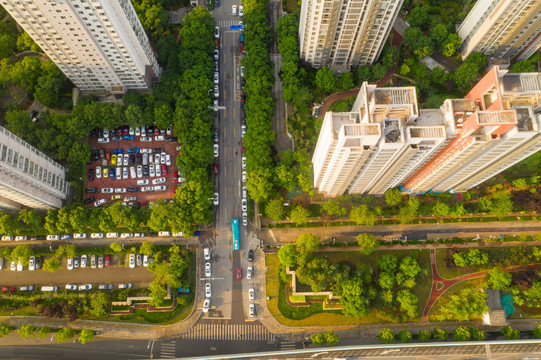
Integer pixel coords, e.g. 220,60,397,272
421,248,541,322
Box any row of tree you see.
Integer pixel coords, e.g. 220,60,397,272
0,323,95,344
242,0,277,205
278,233,425,320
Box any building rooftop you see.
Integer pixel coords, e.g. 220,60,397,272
373,88,417,106
501,73,541,93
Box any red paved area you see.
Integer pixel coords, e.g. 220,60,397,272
421,248,541,322
84,128,181,208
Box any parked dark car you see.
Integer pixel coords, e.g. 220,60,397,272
35,256,42,270
136,153,142,164
112,135,123,141
86,187,99,193
84,196,96,205
99,149,105,159
129,154,135,165
248,249,254,262
93,150,99,162
166,136,178,142
143,166,149,178
127,186,140,192
88,169,94,181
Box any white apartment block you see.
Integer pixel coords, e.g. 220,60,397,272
457,0,541,61
312,83,446,196
299,0,403,69
1,0,160,93
0,126,70,211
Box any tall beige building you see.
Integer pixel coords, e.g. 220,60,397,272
0,126,70,211
457,0,541,61
298,0,403,69
313,67,541,196
312,83,447,196
0,0,160,93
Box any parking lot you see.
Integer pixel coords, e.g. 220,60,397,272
84,126,181,207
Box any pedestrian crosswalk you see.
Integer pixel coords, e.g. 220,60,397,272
180,323,275,341
217,20,243,29
280,341,296,350
159,340,176,359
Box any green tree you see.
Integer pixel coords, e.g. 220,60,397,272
378,328,395,344
403,27,434,58
34,72,64,107
356,66,373,84
17,324,36,339
357,233,378,255
310,332,325,346
43,257,61,273
533,324,541,338
488,267,512,290
471,327,486,341
17,209,43,232
324,330,340,346
407,6,429,28
396,289,418,319
418,330,432,342
322,199,346,217
432,327,449,341
11,245,33,266
385,188,402,206
337,72,354,92
265,199,286,221
432,201,450,217
296,233,320,253
429,24,448,47
442,33,462,57
78,329,96,344
437,287,488,321
452,326,471,341
0,322,13,337
491,191,513,216
109,242,123,253
148,279,168,307
89,292,110,317
315,66,336,94
501,326,520,340
140,241,155,256
56,327,75,343
0,33,16,58
398,329,412,343
17,32,40,52
349,205,375,226
0,212,17,235
278,244,297,267
290,205,310,226
339,277,370,317
36,327,51,340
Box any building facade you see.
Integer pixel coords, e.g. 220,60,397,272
299,0,403,70
313,67,541,196
0,126,70,211
457,0,541,61
0,0,160,93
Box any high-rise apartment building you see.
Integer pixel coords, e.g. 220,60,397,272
0,0,160,93
312,83,447,196
457,0,541,61
0,126,70,211
313,67,541,196
403,66,541,193
299,0,403,69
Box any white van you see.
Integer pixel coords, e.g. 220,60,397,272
130,166,136,179
41,286,58,292
116,167,122,180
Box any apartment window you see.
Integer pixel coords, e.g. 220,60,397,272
29,161,34,175
42,169,47,182
12,151,18,167
18,155,24,170
34,164,39,177
24,158,29,172
0,145,6,161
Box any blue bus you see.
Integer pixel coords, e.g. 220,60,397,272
232,218,240,250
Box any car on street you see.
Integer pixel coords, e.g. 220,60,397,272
29,256,35,271
239,5,243,16
242,199,248,212
205,262,211,277
213,144,219,157
204,248,210,261
242,186,247,199
65,284,77,291
249,288,255,301
213,163,218,173
129,254,135,268
106,232,119,238
214,72,219,84
248,249,254,262
215,26,220,38
79,284,92,291
158,231,171,237
243,212,248,226
98,284,114,290
214,50,219,60
247,266,253,280
20,286,34,292
236,267,242,280
119,283,132,289
205,283,211,298
203,298,210,312
214,85,219,97
240,66,245,77
94,198,107,207
105,255,111,267
241,124,246,137
10,261,16,271
232,4,237,15
46,235,60,241
249,303,255,317
91,233,104,238
242,156,246,169
213,192,219,206
67,257,74,270
74,233,87,239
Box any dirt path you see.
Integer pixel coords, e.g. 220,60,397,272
421,248,541,322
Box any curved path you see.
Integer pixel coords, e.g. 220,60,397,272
421,248,541,322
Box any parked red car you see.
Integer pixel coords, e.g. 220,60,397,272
105,255,111,267
2,287,15,292
213,163,218,173
236,267,242,280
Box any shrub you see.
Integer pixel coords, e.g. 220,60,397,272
418,330,432,342
501,326,520,340
398,329,412,343
378,328,395,344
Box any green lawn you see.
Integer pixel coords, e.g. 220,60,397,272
266,248,432,326
427,278,485,322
